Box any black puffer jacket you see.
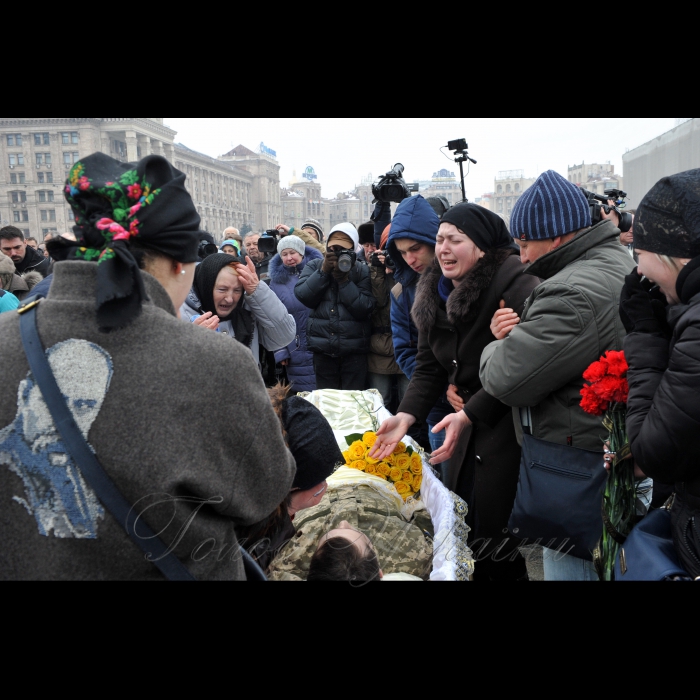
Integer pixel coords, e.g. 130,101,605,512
625,258,700,489
294,259,375,357
625,258,700,576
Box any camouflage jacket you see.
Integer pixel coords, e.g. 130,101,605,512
268,483,434,581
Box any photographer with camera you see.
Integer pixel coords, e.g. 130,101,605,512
243,232,275,281
294,223,375,390
357,222,407,410
274,221,325,254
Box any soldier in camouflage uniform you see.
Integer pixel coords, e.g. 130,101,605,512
267,483,434,581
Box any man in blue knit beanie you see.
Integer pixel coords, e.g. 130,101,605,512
479,169,636,581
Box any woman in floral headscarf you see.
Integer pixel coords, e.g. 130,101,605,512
0,152,295,581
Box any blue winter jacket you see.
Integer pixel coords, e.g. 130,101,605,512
269,246,324,393
387,195,440,380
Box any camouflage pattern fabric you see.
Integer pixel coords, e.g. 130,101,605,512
268,484,433,581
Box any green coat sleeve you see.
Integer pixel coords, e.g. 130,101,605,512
479,282,598,407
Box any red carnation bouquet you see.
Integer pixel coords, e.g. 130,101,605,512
580,350,636,581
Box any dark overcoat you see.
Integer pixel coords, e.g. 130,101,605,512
398,248,540,553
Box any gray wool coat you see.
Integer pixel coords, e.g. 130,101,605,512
0,261,296,581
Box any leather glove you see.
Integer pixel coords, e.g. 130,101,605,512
619,268,670,337
322,252,337,274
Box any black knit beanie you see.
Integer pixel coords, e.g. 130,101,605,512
441,202,512,251
283,397,343,491
635,168,700,259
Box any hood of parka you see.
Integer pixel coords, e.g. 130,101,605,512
526,219,622,281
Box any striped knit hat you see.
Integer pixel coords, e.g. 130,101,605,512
510,170,591,241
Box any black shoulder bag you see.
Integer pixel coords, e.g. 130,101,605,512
18,299,266,581
508,408,607,561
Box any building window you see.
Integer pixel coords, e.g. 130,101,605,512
7,134,22,146
9,154,25,167
63,152,79,165
11,191,27,203
61,132,79,144
41,210,57,222
10,172,26,184
506,184,511,193
42,228,58,236
515,184,520,192
14,211,29,223
36,153,51,166
38,172,45,183
46,172,53,183
34,133,50,146
497,185,502,194
38,191,54,203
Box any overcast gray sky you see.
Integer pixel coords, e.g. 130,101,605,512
165,118,677,205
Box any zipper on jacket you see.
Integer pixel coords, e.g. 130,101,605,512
529,461,591,480
682,516,700,568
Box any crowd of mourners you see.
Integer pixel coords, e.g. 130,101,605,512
1,149,699,582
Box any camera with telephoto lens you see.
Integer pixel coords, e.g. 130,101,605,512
372,163,420,204
257,229,281,254
329,245,357,273
580,188,633,233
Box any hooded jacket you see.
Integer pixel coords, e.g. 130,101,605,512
294,257,375,358
9,271,43,301
14,244,50,278
386,195,440,379
268,246,324,392
480,220,636,450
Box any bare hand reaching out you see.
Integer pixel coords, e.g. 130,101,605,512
193,311,220,331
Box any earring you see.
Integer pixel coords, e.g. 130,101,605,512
181,270,186,275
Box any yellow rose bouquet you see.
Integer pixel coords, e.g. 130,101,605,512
343,430,423,501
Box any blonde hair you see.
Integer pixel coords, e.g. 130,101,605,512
655,254,684,274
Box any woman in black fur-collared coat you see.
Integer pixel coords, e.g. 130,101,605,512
374,204,540,581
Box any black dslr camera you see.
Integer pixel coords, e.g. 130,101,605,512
371,251,396,271
328,246,357,273
372,163,420,204
258,229,281,254
580,188,633,233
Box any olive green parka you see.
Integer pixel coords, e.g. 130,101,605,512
480,220,635,450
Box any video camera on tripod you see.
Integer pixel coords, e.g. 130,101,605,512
372,164,419,204
579,188,633,233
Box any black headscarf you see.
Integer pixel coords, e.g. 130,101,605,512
193,254,255,348
441,202,513,251
635,168,700,259
48,152,202,331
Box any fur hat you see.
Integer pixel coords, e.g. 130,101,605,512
277,235,305,258
358,222,375,245
0,251,15,289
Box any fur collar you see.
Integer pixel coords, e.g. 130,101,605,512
412,248,513,334
269,246,323,285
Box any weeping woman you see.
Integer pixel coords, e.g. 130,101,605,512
180,253,296,363
371,203,540,581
